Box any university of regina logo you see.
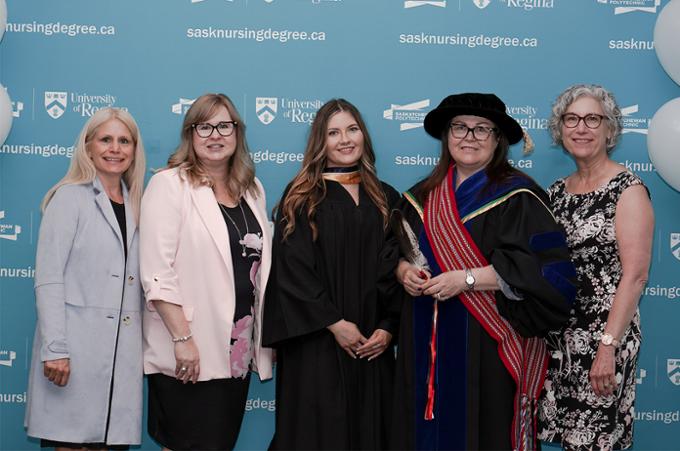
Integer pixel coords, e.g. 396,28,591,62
44,91,67,119
671,233,680,261
256,97,278,125
473,0,491,8
668,359,680,386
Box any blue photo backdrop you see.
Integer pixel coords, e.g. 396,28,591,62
1,1,679,449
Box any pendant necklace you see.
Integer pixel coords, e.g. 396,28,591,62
218,200,249,257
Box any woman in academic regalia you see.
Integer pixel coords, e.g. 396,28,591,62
263,98,402,450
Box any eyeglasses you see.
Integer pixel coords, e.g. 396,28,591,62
449,123,497,141
192,121,238,138
561,113,604,129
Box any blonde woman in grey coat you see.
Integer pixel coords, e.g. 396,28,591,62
25,108,146,450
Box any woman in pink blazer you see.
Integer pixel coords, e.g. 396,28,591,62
139,93,273,450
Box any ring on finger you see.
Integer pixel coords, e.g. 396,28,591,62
180,367,187,372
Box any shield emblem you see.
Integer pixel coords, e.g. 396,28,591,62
256,97,278,125
671,233,680,261
473,0,491,8
668,359,680,386
44,92,68,119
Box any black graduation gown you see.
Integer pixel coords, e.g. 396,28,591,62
390,174,576,451
263,180,402,450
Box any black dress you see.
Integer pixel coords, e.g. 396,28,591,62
390,170,576,450
263,180,402,450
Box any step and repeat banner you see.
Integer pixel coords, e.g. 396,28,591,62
1,0,679,449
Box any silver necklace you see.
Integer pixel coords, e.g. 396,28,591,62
218,200,249,257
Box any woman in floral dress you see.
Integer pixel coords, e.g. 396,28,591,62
538,85,654,450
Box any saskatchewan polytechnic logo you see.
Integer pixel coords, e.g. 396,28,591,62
0,350,16,368
668,359,680,386
171,98,196,115
0,211,22,241
256,97,278,125
404,1,446,8
12,101,24,118
384,100,430,131
671,233,680,261
44,91,68,119
597,0,660,15
620,105,649,135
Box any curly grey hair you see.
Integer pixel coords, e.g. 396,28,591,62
548,84,622,154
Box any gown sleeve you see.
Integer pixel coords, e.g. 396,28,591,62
485,190,577,338
375,183,404,336
262,198,343,347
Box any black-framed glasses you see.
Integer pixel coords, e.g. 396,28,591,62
192,121,238,138
561,113,604,129
449,123,497,141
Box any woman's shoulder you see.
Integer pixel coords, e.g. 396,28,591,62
50,182,92,205
607,168,650,201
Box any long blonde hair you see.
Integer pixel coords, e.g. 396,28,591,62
280,98,389,241
166,93,258,198
41,108,146,222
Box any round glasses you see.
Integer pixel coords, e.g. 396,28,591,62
449,123,497,141
561,113,604,129
192,121,237,138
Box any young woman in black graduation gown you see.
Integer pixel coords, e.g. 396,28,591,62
263,99,402,450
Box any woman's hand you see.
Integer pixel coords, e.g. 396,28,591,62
422,270,466,301
174,339,200,384
328,320,367,359
356,329,393,361
590,344,617,397
43,358,70,386
396,260,430,297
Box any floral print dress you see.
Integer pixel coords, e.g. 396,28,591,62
219,200,263,379
538,171,647,450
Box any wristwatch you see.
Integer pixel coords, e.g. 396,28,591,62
465,268,476,291
600,332,620,347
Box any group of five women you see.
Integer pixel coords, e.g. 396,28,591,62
24,85,654,451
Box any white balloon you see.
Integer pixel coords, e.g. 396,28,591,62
647,97,680,192
654,0,680,86
0,84,13,147
0,0,6,43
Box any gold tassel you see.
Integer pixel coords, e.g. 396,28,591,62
522,129,535,155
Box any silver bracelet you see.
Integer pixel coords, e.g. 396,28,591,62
171,332,193,343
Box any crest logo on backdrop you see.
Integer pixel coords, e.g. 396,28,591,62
0,211,22,242
404,1,447,8
473,0,492,8
171,98,196,115
383,99,430,131
671,233,680,261
668,359,680,386
44,92,68,119
256,98,278,125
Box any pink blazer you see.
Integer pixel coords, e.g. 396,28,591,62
139,168,273,381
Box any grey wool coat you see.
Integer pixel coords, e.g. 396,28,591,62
25,178,143,445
